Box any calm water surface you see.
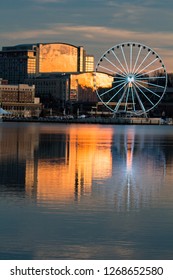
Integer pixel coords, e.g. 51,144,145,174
0,122,173,260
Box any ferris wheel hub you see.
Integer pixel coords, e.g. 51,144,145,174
127,75,135,83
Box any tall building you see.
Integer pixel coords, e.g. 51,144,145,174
38,43,85,73
0,44,37,84
0,42,92,85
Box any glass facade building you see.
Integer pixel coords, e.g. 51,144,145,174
0,43,89,84
38,43,85,73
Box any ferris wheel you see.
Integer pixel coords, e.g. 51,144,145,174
94,42,167,116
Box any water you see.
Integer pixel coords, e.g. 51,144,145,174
0,122,173,260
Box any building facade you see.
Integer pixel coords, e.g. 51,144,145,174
0,42,96,111
85,55,94,72
0,80,42,116
26,74,70,108
0,44,37,84
0,43,93,85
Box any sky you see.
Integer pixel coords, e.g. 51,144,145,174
1,0,173,71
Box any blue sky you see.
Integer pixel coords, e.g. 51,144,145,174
1,0,173,71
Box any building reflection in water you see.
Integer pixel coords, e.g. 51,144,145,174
34,126,113,204
0,124,39,196
1,124,173,210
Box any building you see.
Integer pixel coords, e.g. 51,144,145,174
70,72,97,102
38,43,85,73
0,44,37,84
85,55,94,72
25,73,70,109
0,42,97,111
0,80,42,116
0,42,93,85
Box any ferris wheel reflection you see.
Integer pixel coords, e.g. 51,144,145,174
113,127,167,211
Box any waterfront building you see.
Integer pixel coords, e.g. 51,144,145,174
70,72,113,102
25,73,70,109
0,42,96,111
0,42,93,85
0,80,42,116
38,43,85,73
26,72,113,105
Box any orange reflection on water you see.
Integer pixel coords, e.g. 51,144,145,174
34,126,113,203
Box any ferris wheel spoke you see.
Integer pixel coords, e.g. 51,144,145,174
133,82,154,106
120,46,130,73
98,65,125,78
113,76,126,80
133,86,147,113
137,80,165,89
124,87,130,111
100,80,126,97
111,49,128,74
105,82,128,104
104,56,127,77
134,50,151,74
132,46,142,73
135,66,164,78
131,87,136,111
114,85,128,112
112,78,126,84
98,65,116,74
130,44,133,73
135,80,161,98
135,57,159,76
136,76,166,80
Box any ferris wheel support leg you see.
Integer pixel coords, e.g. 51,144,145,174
140,111,148,118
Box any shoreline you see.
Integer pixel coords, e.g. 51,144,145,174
2,116,172,125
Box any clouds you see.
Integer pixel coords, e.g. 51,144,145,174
1,23,173,69
2,23,173,48
105,0,173,34
0,0,173,71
